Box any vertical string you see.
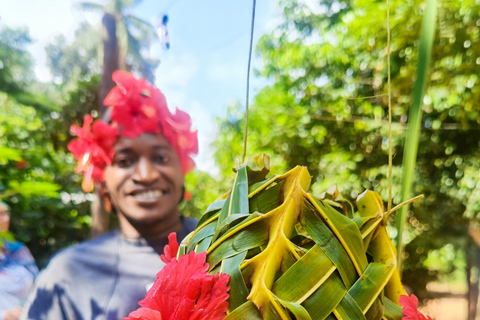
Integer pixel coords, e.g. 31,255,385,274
242,0,257,164
387,0,393,214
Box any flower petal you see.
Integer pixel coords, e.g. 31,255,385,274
160,232,179,264
123,307,162,320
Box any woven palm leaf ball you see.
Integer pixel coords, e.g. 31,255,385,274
180,155,406,320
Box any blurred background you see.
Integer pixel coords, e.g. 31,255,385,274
0,0,479,318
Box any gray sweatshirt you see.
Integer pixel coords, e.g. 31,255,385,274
21,217,197,320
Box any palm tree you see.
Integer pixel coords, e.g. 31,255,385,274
80,0,159,113
79,0,160,238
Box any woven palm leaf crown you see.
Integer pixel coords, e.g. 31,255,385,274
179,154,406,320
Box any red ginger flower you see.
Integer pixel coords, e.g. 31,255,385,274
104,70,168,138
124,233,230,320
67,115,119,191
399,294,432,320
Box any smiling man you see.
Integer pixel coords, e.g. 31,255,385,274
21,72,198,320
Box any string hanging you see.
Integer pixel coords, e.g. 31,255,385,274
242,0,257,164
387,0,393,214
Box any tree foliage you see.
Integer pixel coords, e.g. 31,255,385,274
0,25,94,267
45,22,102,86
0,26,33,94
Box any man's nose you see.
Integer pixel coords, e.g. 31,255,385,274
132,157,161,184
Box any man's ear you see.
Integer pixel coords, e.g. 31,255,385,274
99,181,108,196
178,185,185,204
95,182,113,214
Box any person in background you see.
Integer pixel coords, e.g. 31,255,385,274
0,200,39,320
21,71,199,320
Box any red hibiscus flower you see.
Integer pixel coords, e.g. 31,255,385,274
160,233,179,264
162,108,198,174
104,71,169,138
126,308,162,320
124,233,230,320
399,294,432,320
68,114,119,191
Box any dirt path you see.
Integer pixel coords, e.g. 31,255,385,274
419,283,468,320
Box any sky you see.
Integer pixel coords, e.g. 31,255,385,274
0,0,281,175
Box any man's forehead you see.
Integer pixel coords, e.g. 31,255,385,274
115,134,171,150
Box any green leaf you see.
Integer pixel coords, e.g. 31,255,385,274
7,181,60,198
206,219,269,268
299,198,358,288
125,14,158,41
383,297,404,320
78,1,105,12
278,298,312,320
0,146,22,163
0,231,15,248
347,263,395,313
310,196,369,275
301,272,346,319
224,301,262,320
222,251,249,310
215,166,249,239
396,0,437,271
273,244,335,303
187,219,217,252
335,292,366,320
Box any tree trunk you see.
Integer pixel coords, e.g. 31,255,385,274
100,13,119,115
92,13,118,238
467,236,480,320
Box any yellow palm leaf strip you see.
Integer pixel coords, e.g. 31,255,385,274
368,227,406,304
357,190,406,304
205,167,297,255
358,216,383,240
241,166,311,318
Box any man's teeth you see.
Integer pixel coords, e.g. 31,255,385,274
135,190,163,199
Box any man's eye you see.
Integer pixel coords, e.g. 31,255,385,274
153,154,169,164
116,158,133,168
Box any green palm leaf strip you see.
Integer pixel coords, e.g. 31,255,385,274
396,0,437,272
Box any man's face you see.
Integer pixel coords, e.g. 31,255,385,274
104,134,184,226
0,205,10,232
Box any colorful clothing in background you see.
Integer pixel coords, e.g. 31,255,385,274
0,240,38,320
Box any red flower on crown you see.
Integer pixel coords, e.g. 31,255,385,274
162,108,198,174
67,114,119,192
104,71,169,138
124,233,230,320
399,294,431,320
68,71,199,191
